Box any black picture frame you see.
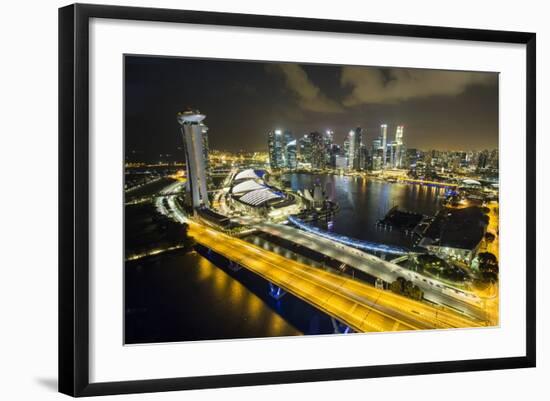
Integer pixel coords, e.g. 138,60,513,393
59,3,536,397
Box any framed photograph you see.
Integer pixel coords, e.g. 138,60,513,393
59,3,536,397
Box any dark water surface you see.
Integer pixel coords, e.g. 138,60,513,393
288,173,445,248
125,248,336,344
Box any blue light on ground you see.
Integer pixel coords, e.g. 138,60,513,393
288,216,409,256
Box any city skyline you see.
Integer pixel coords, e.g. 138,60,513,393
265,122,498,174
124,55,500,344
125,56,499,160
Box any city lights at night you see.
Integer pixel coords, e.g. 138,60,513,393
124,55,499,344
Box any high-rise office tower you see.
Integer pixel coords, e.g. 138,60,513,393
176,109,210,209
345,130,354,170
309,131,326,169
395,125,404,168
372,137,382,152
282,130,295,168
268,129,285,169
324,130,334,167
372,137,383,170
298,134,312,164
324,130,334,147
406,148,419,168
388,141,397,168
285,139,297,169
283,130,294,146
359,143,369,170
372,153,383,170
347,127,362,170
343,137,351,161
488,149,499,170
329,143,341,168
477,150,489,170
381,124,388,169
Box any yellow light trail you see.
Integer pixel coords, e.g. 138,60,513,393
187,222,486,333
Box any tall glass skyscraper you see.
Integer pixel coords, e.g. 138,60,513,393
395,125,404,168
324,130,334,167
268,130,285,169
309,131,326,169
268,129,296,169
285,139,297,169
298,134,312,165
381,124,388,169
347,127,362,170
283,130,295,169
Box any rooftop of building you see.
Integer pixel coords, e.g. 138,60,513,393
234,168,261,181
232,179,265,194
420,206,489,250
231,169,287,208
196,207,240,229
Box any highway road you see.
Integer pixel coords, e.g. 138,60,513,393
187,222,486,333
253,222,492,322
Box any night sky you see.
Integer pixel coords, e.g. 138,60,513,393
125,55,498,160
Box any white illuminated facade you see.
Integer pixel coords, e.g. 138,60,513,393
239,188,282,206
234,169,261,181
232,179,265,195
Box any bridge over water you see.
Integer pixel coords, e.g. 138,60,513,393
252,220,488,322
187,221,485,333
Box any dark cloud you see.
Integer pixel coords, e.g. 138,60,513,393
341,67,497,105
266,64,345,113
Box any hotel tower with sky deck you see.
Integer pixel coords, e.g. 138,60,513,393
176,108,210,210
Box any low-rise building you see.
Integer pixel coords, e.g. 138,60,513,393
419,207,489,263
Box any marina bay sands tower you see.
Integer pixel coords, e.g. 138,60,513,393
176,108,210,209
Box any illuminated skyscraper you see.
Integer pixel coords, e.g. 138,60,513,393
488,149,499,170
268,129,295,169
285,139,297,169
372,137,383,170
372,137,382,152
268,129,285,169
298,134,312,164
381,124,388,169
329,143,341,168
309,131,326,169
347,127,362,170
283,130,295,168
477,150,489,170
389,142,396,167
343,137,350,163
176,109,210,209
324,130,334,166
406,148,420,168
359,143,369,170
283,130,293,144
395,125,404,168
